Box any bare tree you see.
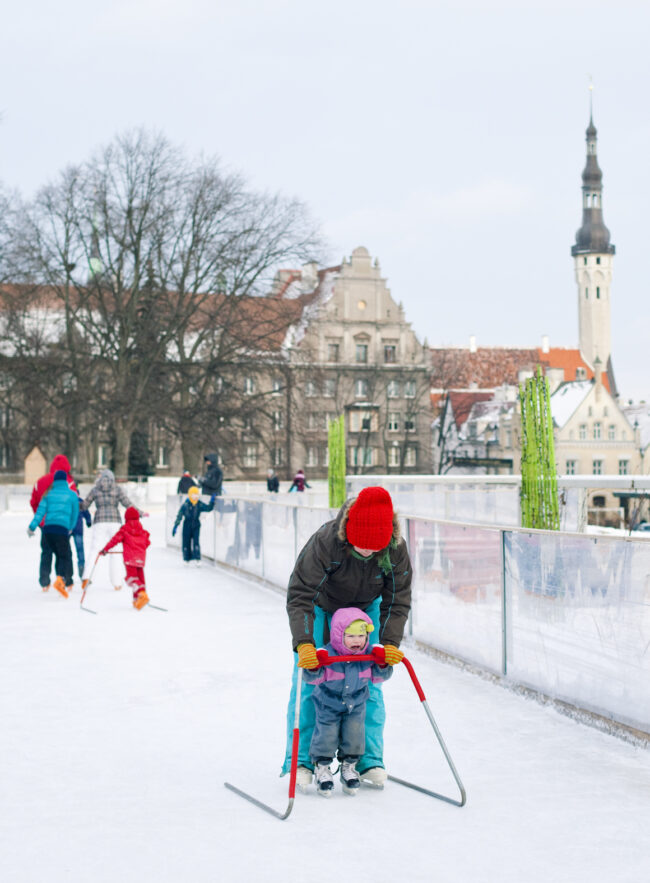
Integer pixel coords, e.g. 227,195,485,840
11,131,321,475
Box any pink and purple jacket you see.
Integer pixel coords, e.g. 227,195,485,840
302,607,392,714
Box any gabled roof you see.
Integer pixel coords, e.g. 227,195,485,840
448,391,493,429
550,380,593,427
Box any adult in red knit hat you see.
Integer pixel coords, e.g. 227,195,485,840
282,485,412,790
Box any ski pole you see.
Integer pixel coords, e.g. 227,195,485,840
322,653,466,807
224,666,303,821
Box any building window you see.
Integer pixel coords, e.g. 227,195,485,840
596,287,600,299
468,422,477,440
576,367,587,380
306,446,319,468
593,422,601,440
0,444,9,468
592,459,603,475
603,407,608,417
384,344,397,364
327,343,340,363
156,446,169,468
404,380,416,398
97,444,109,468
618,459,629,476
349,446,374,467
579,424,587,440
272,377,283,396
505,428,512,447
404,447,417,467
272,446,284,467
404,418,416,433
273,411,283,431
355,379,369,398
244,376,255,395
356,343,368,364
243,445,258,468
387,380,400,398
608,425,616,440
388,444,400,467
323,378,336,398
305,380,317,397
585,288,588,299
565,460,577,475
584,257,587,265
349,411,377,432
388,412,400,432
596,257,601,265
307,412,320,431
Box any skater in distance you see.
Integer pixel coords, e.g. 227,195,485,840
282,485,412,789
171,486,216,566
302,607,395,797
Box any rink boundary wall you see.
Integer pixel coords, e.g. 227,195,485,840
165,494,650,743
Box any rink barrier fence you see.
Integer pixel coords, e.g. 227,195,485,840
166,494,650,739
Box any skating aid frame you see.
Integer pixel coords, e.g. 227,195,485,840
224,653,466,820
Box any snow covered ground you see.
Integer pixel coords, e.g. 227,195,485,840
2,509,650,883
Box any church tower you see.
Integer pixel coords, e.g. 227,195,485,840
571,110,615,374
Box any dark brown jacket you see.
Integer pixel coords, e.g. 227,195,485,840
286,500,412,650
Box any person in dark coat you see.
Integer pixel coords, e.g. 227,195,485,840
266,468,280,493
280,486,412,789
176,470,196,495
199,453,223,496
172,485,216,565
72,493,92,583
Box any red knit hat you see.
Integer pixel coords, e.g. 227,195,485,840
124,506,140,522
345,487,394,550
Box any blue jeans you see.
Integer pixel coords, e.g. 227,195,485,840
280,597,385,775
310,701,365,762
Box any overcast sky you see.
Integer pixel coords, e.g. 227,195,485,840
2,0,649,399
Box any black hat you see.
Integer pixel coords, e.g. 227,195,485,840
53,469,67,481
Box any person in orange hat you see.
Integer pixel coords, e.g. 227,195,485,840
281,486,412,790
100,507,151,610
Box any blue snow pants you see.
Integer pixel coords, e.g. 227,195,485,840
280,596,385,775
182,521,201,561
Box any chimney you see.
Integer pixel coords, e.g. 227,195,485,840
469,335,477,354
541,335,550,354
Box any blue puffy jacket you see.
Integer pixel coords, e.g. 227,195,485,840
29,477,79,534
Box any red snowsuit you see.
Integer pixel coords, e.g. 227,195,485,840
101,507,151,597
30,454,77,522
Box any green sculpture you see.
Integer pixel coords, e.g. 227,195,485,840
328,415,346,509
519,367,560,530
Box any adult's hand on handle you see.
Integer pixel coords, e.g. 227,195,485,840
297,643,319,669
27,528,35,538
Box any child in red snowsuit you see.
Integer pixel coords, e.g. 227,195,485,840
100,507,151,610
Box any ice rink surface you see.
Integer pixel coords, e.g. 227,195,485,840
1,510,649,883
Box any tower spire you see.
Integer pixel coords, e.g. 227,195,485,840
571,98,615,257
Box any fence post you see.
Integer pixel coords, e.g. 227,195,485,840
501,529,508,677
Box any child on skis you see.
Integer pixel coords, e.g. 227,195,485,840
171,485,216,566
301,606,395,797
100,507,151,610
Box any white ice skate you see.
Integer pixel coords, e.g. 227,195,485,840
295,765,313,793
359,766,387,788
340,760,360,796
314,763,334,798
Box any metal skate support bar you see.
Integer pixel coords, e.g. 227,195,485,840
321,654,466,808
224,667,303,820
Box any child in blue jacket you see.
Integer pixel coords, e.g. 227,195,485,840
28,470,79,598
302,606,394,797
172,485,216,566
72,493,92,583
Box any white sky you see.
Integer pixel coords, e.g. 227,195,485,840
2,0,649,399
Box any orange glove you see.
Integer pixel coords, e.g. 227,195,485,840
383,644,404,666
297,643,319,669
